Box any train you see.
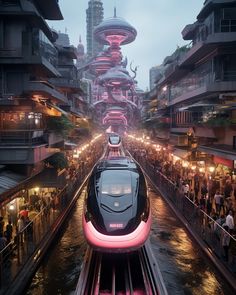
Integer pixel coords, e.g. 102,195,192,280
108,133,121,148
82,156,151,252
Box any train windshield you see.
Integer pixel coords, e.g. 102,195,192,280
109,135,120,145
100,170,132,196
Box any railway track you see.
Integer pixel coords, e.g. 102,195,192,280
75,241,167,295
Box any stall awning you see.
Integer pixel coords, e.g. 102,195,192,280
198,145,236,161
30,168,67,188
173,148,190,160
0,171,26,195
214,156,233,168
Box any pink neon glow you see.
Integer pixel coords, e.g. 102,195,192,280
106,35,126,46
108,142,121,148
83,213,151,252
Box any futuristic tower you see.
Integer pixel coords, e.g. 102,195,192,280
86,0,104,58
89,9,141,134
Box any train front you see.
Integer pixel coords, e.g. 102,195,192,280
83,158,151,252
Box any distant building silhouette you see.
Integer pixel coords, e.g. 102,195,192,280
86,0,104,58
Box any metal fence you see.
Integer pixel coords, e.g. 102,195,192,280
0,146,103,294
133,154,236,276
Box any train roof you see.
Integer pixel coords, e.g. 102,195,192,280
95,156,138,171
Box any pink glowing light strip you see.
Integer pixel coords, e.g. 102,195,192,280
83,213,151,250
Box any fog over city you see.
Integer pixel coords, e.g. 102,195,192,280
50,0,204,90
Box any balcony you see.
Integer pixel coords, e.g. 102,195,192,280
0,145,59,165
179,32,236,67
0,128,62,164
50,78,81,92
0,48,22,58
170,76,236,106
198,0,236,19
182,22,200,40
0,129,46,146
0,0,63,20
26,81,68,104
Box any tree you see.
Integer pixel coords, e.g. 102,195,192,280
46,115,74,137
45,152,68,170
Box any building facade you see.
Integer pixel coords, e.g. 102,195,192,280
146,0,236,176
0,0,88,205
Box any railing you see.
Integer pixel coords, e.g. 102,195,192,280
223,70,236,81
0,49,22,58
131,153,236,277
50,78,81,88
0,142,105,294
0,130,45,145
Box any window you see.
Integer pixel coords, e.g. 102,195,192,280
223,8,236,20
100,170,132,196
220,8,236,32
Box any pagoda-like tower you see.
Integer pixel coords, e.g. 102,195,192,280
90,9,140,134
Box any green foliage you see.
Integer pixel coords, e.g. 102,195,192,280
46,115,74,137
45,152,68,170
203,117,231,127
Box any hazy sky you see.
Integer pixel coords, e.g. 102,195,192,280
51,0,204,90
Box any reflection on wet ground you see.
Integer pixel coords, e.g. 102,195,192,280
149,188,233,295
26,187,233,295
26,191,87,295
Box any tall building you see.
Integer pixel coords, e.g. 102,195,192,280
146,0,236,171
149,65,164,91
86,0,104,58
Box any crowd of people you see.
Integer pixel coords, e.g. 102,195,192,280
126,138,236,264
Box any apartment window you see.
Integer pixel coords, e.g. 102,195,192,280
221,8,236,32
222,55,236,81
223,7,236,19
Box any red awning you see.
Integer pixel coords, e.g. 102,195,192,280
214,156,233,168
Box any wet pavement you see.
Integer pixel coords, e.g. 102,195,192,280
149,187,233,295
25,186,233,295
25,190,87,295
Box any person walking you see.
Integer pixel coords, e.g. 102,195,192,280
19,206,29,219
17,216,25,233
5,220,13,244
214,190,222,215
221,225,231,261
226,210,235,234
183,182,190,197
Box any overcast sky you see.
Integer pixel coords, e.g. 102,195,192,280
51,0,204,90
